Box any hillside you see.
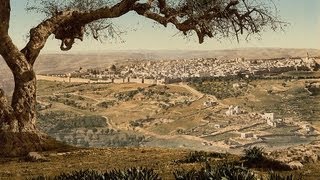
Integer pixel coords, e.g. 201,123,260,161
1,48,320,95
35,75,319,153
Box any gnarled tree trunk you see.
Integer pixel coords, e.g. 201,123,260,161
0,43,61,156
11,65,37,132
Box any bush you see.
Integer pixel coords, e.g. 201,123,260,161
51,115,107,131
242,147,291,171
176,151,226,163
55,169,104,179
267,172,301,180
104,167,161,180
214,163,255,180
174,162,255,180
243,146,264,163
31,168,161,180
97,100,115,108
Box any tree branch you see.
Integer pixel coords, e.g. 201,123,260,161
0,0,10,36
21,0,139,65
21,0,285,64
0,0,31,76
133,0,283,44
0,0,11,56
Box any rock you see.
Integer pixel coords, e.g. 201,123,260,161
26,152,48,162
288,161,304,169
310,153,319,162
49,153,58,157
300,155,309,163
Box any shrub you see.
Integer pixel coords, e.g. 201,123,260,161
176,151,226,163
104,167,161,180
31,168,161,180
55,169,104,179
243,146,264,163
267,172,302,180
30,176,49,180
242,147,291,171
174,162,255,180
97,100,115,108
214,163,255,180
51,115,107,131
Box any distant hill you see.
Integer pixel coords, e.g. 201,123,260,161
1,48,320,95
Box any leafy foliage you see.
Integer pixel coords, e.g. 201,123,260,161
242,147,291,171
114,90,139,101
243,146,264,164
51,115,107,131
176,151,226,163
174,162,255,180
30,168,161,180
192,80,249,99
267,172,302,180
55,169,104,180
104,167,161,180
30,170,104,180
26,0,286,45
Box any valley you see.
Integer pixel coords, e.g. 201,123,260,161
36,74,320,154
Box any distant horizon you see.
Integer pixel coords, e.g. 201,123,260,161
39,47,320,55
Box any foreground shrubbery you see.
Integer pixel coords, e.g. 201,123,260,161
174,163,255,180
30,147,299,180
242,147,291,171
30,166,300,180
31,168,161,180
243,146,264,164
176,151,227,163
268,172,302,180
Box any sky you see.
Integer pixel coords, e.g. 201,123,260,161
8,0,320,53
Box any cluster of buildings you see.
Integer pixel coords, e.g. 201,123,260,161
43,54,319,84
225,105,242,116
262,113,283,128
113,55,318,80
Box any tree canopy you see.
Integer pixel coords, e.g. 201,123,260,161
25,0,285,52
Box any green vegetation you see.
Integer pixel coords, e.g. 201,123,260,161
191,80,249,99
268,172,301,180
97,100,116,108
174,163,255,180
114,90,140,101
51,115,107,132
100,133,146,147
130,118,156,128
30,164,299,180
242,147,291,171
280,71,320,79
104,168,161,180
176,151,227,163
243,146,264,164
31,168,161,180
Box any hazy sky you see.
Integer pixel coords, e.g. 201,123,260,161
8,0,320,53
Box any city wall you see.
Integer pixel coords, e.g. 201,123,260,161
37,75,165,85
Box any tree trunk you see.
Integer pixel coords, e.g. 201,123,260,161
0,54,67,157
11,68,37,132
0,46,38,132
0,88,17,131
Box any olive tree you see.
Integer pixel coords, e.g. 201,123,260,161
0,0,284,156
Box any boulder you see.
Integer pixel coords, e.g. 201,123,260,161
26,152,48,162
288,161,304,169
